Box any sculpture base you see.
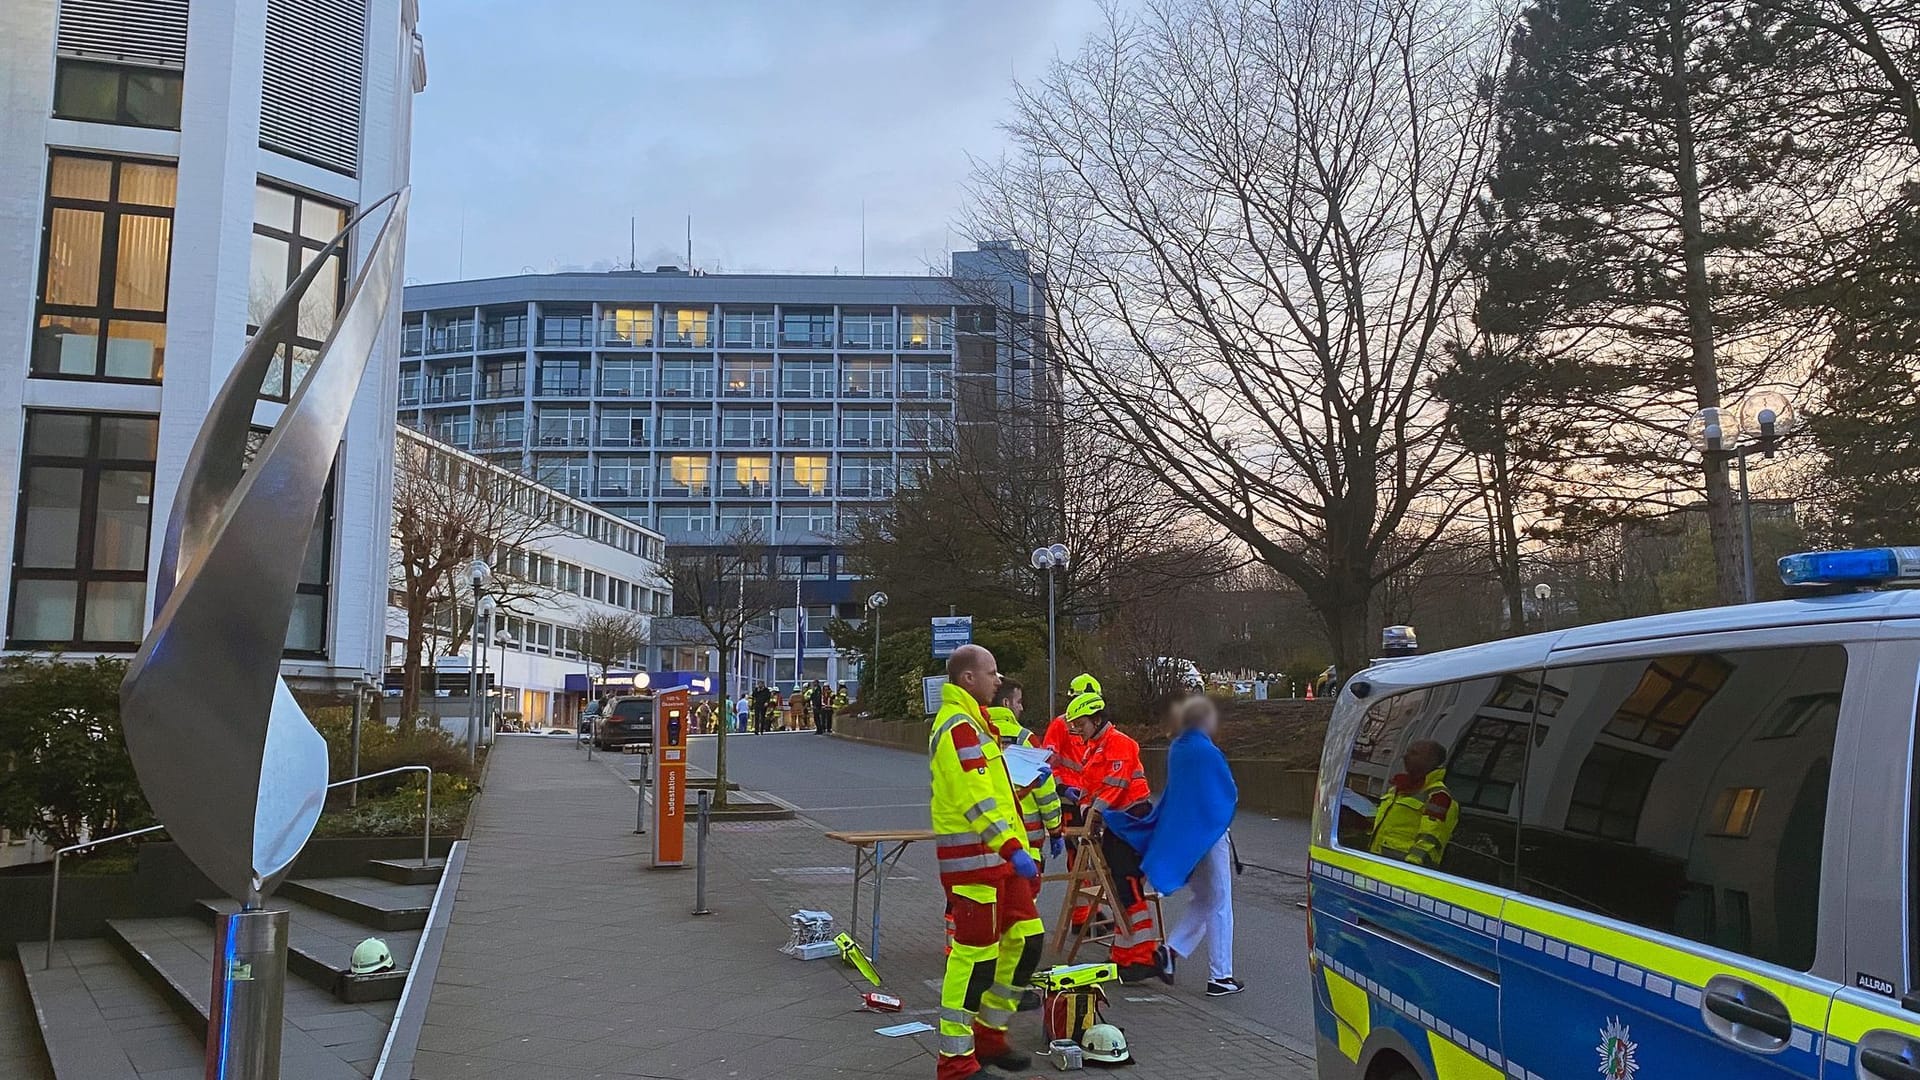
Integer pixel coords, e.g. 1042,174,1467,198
205,908,288,1080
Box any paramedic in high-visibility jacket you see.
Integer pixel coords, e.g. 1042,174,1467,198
1367,739,1458,867
1069,692,1165,983
929,644,1045,1079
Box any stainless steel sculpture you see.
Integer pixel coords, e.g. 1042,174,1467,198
121,188,410,904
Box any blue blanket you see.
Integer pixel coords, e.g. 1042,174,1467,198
1104,728,1238,895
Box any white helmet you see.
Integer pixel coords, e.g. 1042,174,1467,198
350,937,394,976
1081,1023,1132,1065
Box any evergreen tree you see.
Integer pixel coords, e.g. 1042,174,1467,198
1803,191,1920,545
1471,0,1833,604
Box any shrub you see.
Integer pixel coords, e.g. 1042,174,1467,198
308,707,476,803
0,656,153,851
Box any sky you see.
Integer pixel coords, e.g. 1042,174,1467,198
402,1,1114,286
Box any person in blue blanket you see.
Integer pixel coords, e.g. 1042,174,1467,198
1103,695,1243,996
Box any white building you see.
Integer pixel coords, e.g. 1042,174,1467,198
384,426,669,731
0,0,426,698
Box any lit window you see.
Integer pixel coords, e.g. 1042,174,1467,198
1709,788,1764,838
9,411,159,648
668,455,710,490
784,455,830,495
33,153,175,382
733,456,772,486
601,307,653,347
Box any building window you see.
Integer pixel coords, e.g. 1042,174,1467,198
600,307,654,347
1602,654,1732,749
664,455,712,497
33,154,175,383
9,412,159,649
663,308,710,348
1708,787,1764,838
723,455,773,497
249,182,348,401
781,455,831,497
53,59,183,129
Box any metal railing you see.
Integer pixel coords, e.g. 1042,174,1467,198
44,765,435,970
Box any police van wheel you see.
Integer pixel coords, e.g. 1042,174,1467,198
1366,1055,1420,1080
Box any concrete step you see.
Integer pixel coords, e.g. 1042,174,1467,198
194,898,420,1003
14,939,201,1079
280,877,435,932
103,918,393,1079
365,856,444,886
0,950,53,1080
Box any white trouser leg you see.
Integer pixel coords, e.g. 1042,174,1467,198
1166,833,1234,979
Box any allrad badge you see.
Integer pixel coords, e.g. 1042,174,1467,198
1598,1018,1639,1080
1857,973,1897,997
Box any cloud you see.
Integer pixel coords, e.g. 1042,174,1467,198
404,1,1111,284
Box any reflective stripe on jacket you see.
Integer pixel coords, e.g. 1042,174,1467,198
1080,722,1150,813
929,683,1026,891
987,707,1064,850
1368,767,1458,867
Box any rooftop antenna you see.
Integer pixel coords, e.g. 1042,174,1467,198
629,217,636,270
861,199,867,276
457,205,466,279
686,215,693,271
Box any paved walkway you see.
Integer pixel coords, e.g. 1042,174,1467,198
415,734,1315,1079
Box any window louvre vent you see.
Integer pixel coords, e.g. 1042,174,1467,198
260,0,366,176
57,0,190,68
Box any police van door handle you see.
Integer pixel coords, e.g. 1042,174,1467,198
1861,1046,1920,1080
1702,976,1792,1048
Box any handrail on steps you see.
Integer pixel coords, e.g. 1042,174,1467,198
44,764,435,970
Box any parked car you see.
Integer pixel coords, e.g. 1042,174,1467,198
595,694,655,750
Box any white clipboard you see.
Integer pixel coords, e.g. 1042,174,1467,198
1000,744,1052,788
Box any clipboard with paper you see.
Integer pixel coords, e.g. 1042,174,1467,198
999,744,1053,788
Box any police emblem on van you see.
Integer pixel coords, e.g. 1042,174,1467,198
1598,1018,1638,1080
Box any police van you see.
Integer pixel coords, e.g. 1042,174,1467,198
1309,549,1920,1080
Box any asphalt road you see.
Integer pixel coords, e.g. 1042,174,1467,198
682,728,1320,1055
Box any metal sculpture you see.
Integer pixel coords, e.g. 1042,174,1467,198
121,189,409,905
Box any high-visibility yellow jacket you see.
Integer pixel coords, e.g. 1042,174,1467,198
987,707,1063,851
930,682,1027,896
1368,766,1458,867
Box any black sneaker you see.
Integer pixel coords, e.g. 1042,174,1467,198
1017,989,1042,1012
1206,976,1247,996
1119,962,1161,984
1153,944,1177,984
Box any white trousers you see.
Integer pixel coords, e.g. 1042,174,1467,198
1166,833,1234,980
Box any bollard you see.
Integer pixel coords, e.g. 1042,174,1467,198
634,754,647,835
693,789,713,915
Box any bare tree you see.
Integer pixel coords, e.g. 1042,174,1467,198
967,0,1503,672
390,431,558,729
846,397,1234,627
659,528,788,806
577,610,649,686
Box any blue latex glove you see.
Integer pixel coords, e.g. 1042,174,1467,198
1049,834,1066,859
1010,850,1040,879
1033,766,1052,783
1061,786,1083,805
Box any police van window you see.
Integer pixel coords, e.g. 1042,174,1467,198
1338,675,1540,888
1518,645,1844,971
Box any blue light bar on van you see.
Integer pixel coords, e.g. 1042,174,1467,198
1777,547,1920,586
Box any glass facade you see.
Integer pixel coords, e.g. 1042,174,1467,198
396,294,967,553
9,411,160,648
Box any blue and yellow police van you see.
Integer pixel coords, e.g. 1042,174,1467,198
1310,549,1920,1080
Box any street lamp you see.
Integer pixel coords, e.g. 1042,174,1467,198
466,558,492,762
1031,543,1069,721
1690,392,1795,604
865,592,888,687
475,594,497,738
1534,582,1552,630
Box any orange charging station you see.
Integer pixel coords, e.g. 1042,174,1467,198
650,687,689,867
